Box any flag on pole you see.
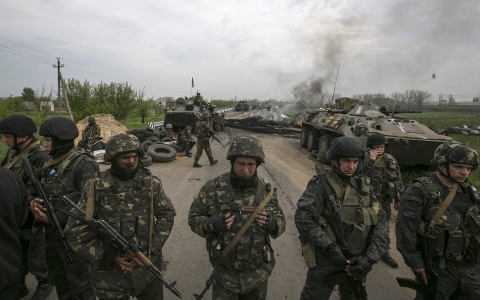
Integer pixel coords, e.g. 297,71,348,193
192,77,194,88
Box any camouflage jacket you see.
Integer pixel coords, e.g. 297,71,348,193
195,120,214,140
188,172,286,293
295,168,388,262
82,124,101,144
396,173,475,269
64,167,176,298
361,153,404,202
164,128,175,139
177,131,194,147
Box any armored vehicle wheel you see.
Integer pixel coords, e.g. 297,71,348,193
318,135,332,164
300,127,309,148
307,130,319,152
147,144,177,163
140,155,152,167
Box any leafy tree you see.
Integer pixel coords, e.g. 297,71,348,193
21,87,35,107
473,97,479,102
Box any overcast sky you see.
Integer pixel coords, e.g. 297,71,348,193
1,0,479,102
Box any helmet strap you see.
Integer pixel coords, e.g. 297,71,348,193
437,164,468,185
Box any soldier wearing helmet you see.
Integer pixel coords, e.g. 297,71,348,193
193,112,217,167
0,114,53,298
397,142,480,299
65,133,176,300
295,136,388,300
30,116,98,300
79,116,102,152
176,126,196,157
361,133,403,268
164,124,176,140
188,135,286,299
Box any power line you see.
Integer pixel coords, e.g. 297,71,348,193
0,44,52,63
0,48,52,65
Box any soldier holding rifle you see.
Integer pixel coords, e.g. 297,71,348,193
295,136,388,300
396,142,480,299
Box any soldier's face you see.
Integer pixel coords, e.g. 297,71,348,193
119,153,138,165
371,144,385,155
233,157,257,178
1,133,15,148
440,163,473,183
43,137,52,152
186,129,191,134
335,157,359,177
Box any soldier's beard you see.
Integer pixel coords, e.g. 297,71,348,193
111,156,140,181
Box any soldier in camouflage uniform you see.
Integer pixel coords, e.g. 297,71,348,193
176,126,196,157
64,133,176,300
396,142,480,299
30,116,98,300
361,133,403,268
295,136,388,300
194,112,218,167
0,115,53,299
164,124,176,140
79,116,102,152
188,135,286,300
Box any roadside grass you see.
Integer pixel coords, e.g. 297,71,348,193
400,111,480,129
120,115,164,130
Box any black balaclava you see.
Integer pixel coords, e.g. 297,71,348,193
111,154,141,181
49,137,75,159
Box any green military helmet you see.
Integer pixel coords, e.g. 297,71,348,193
88,116,95,124
227,135,265,163
166,124,173,129
202,112,210,120
327,136,365,160
185,126,192,130
432,141,478,170
104,133,145,162
366,133,388,148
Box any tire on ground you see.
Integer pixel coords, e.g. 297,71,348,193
147,144,177,163
146,136,160,142
141,141,154,152
300,127,309,148
140,155,152,167
161,137,173,142
142,128,155,137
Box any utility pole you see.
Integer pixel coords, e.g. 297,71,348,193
53,58,64,115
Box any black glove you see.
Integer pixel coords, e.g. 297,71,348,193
263,211,278,233
348,256,373,279
204,214,228,232
326,243,348,267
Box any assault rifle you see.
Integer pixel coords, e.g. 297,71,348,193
214,136,226,148
22,158,76,265
58,195,183,298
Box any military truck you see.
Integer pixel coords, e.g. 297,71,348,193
300,97,452,166
235,100,250,111
164,91,215,131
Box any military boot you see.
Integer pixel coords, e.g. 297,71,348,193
185,151,192,157
19,278,29,297
382,252,398,268
210,159,218,166
193,160,202,167
30,280,54,300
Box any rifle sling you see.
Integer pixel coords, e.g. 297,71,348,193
430,184,457,227
41,148,76,170
373,154,383,167
3,140,41,169
213,188,274,269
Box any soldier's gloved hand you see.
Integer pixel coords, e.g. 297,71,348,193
326,243,348,267
255,210,277,233
348,256,373,280
204,214,229,232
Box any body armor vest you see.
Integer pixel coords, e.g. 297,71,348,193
4,142,45,180
416,177,480,262
204,173,274,272
195,121,211,140
368,153,401,201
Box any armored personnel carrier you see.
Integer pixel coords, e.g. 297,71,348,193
164,91,215,131
300,97,452,166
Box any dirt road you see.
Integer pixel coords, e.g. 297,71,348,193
24,127,415,300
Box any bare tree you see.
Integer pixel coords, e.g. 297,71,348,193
413,90,432,109
391,92,404,104
403,89,416,109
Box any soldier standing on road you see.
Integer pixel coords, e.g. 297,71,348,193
79,116,102,152
295,136,388,300
164,124,176,140
188,135,286,300
194,112,218,167
176,126,196,157
396,142,480,299
30,116,98,300
0,114,53,300
361,133,403,268
64,133,176,300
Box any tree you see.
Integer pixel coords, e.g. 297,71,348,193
413,90,431,109
403,90,416,109
473,97,479,102
22,87,35,103
391,92,404,105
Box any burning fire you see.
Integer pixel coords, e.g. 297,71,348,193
294,120,302,128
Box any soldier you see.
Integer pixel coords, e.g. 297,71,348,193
396,142,480,299
188,135,286,300
79,116,102,152
295,136,388,300
64,133,176,300
194,112,218,167
176,126,196,157
30,116,98,300
141,110,146,124
164,124,176,140
361,133,403,268
0,114,53,299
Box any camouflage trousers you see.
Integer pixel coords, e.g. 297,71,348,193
414,259,480,300
213,278,268,300
300,250,367,300
195,138,213,161
45,226,95,300
379,197,392,251
178,141,195,153
98,279,164,300
19,229,49,284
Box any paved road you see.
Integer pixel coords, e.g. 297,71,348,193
23,127,415,300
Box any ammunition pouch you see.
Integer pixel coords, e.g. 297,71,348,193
467,235,480,264
206,236,223,266
465,206,480,263
345,224,371,256
301,243,316,268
